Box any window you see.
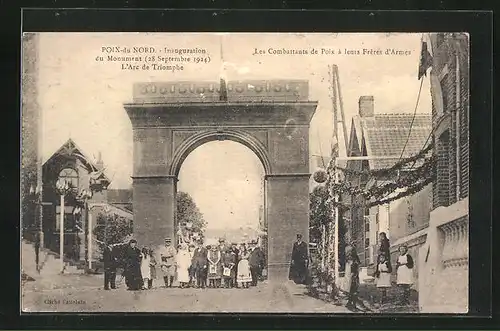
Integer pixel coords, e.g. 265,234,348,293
440,73,449,114
58,168,79,188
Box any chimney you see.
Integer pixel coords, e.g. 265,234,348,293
96,151,104,169
359,96,374,117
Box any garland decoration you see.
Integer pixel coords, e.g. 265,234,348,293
322,153,435,210
334,142,433,178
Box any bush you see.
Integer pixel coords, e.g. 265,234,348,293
93,212,133,253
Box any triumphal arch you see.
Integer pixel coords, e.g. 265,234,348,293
124,80,317,281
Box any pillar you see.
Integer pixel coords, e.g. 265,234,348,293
266,174,310,282
132,176,176,250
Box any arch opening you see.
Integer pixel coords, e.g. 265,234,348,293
177,140,266,247
170,129,272,178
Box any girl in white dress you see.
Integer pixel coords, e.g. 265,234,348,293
175,244,191,288
374,254,392,304
237,246,252,288
140,247,151,290
396,245,414,305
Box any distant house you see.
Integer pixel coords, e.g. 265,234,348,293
343,96,432,285
107,189,133,212
41,139,133,263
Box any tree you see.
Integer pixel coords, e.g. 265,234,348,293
177,191,207,239
309,185,348,271
93,212,133,253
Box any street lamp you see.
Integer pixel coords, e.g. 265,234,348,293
55,178,72,273
74,188,93,271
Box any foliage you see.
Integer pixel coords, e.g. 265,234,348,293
93,212,133,253
335,142,433,178
325,144,435,209
177,191,207,238
309,184,348,272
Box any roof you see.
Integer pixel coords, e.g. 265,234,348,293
88,202,133,219
349,113,432,170
107,189,133,204
43,138,111,184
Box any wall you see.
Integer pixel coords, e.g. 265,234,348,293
21,33,41,237
419,33,469,313
389,185,432,243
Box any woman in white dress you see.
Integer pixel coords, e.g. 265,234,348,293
396,244,414,305
237,245,252,288
140,247,152,290
176,244,191,288
374,254,392,304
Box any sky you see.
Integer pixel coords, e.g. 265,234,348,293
35,32,432,230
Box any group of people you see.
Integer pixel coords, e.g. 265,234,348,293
344,232,415,311
103,236,267,291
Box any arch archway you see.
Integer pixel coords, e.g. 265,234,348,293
170,128,272,178
177,139,266,246
125,80,318,281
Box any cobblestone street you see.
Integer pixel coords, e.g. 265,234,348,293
21,274,352,313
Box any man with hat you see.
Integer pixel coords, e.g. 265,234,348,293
124,239,142,290
230,242,240,287
288,234,310,285
158,237,177,288
248,239,265,286
103,244,118,290
191,238,208,288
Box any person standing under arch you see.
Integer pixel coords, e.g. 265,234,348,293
288,234,309,285
192,239,208,288
158,238,176,288
207,245,222,288
124,239,142,291
140,247,152,290
175,243,191,288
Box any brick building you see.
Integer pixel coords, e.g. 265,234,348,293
418,32,469,313
343,96,432,283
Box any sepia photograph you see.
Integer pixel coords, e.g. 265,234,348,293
20,32,469,314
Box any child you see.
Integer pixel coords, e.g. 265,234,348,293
396,244,414,305
148,248,157,289
237,246,252,289
374,254,392,304
344,246,360,311
222,247,237,288
207,245,222,288
140,247,151,290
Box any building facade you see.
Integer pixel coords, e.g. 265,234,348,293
41,139,132,265
418,32,469,313
343,96,432,283
21,33,42,244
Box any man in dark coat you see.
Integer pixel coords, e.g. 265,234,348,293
103,244,117,290
248,240,265,286
230,242,240,287
191,239,208,288
289,234,309,285
124,239,143,290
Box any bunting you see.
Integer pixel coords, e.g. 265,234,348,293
418,40,433,80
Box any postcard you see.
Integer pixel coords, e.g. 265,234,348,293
21,32,469,314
